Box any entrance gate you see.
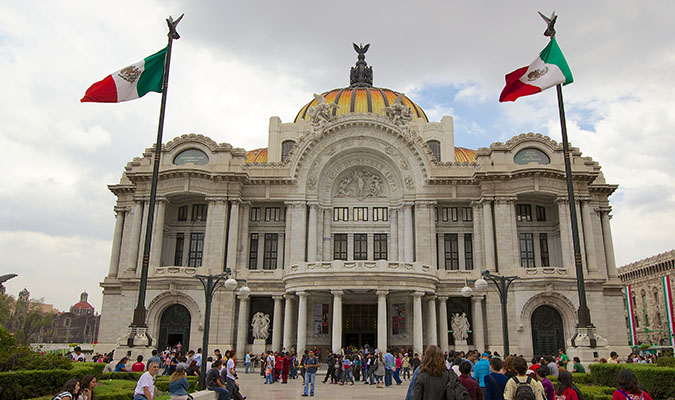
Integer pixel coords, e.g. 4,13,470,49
158,304,191,352
343,304,377,348
531,305,565,356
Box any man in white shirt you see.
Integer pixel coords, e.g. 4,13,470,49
193,348,203,367
133,360,159,400
224,350,244,399
72,346,86,362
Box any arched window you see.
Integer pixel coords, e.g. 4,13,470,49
427,140,441,161
281,140,295,162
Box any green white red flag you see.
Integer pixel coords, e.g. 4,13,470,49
625,285,637,347
663,275,675,347
499,38,573,102
81,47,167,103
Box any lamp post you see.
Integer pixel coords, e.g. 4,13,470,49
195,268,249,389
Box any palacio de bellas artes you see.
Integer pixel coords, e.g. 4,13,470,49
97,44,629,363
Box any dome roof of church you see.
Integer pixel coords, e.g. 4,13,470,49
71,301,94,311
294,87,428,123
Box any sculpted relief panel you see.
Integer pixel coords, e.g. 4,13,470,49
335,169,385,200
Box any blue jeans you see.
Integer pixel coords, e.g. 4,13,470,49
303,371,316,395
393,368,402,384
208,386,230,400
245,362,250,373
384,368,393,387
265,373,273,384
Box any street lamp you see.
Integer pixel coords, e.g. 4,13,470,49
480,270,518,356
195,268,248,389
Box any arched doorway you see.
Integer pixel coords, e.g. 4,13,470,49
531,305,564,356
158,304,191,352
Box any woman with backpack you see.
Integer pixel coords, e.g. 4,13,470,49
412,345,469,400
554,372,578,400
611,369,653,400
503,356,545,400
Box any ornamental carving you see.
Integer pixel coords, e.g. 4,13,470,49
251,312,270,340
307,175,317,189
385,94,414,133
336,169,384,200
307,93,339,134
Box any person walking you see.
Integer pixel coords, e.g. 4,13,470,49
375,352,385,388
484,357,509,400
281,352,291,383
302,350,319,397
459,361,482,400
536,366,554,400
412,345,469,400
474,352,491,396
393,353,403,385
322,351,335,384
384,349,395,387
244,352,250,374
503,357,545,400
402,353,411,380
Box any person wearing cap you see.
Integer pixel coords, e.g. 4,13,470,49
474,352,491,395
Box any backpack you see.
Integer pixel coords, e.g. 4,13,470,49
444,371,470,400
512,376,536,400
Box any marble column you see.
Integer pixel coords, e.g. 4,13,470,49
482,200,496,271
600,208,618,278
581,200,598,272
296,291,308,354
108,208,125,277
236,293,250,356
316,206,324,261
238,202,251,269
404,204,414,262
289,202,307,265
390,206,399,261
471,203,484,268
284,206,292,268
331,290,343,353
126,200,143,272
307,203,318,262
471,297,485,352
322,208,332,260
149,199,166,267
272,295,284,351
282,294,294,351
426,295,438,346
397,208,405,262
205,198,228,271
226,199,240,271
437,296,449,353
137,201,150,271
377,290,388,351
557,199,574,269
412,291,424,355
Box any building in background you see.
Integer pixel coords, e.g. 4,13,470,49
98,47,628,359
48,291,101,344
619,250,675,347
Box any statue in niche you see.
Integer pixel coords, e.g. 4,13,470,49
251,312,270,340
451,312,470,342
335,169,384,200
307,93,339,134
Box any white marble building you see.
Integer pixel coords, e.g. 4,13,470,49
98,49,629,360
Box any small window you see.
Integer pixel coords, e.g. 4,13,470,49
536,206,546,222
462,207,472,222
281,140,295,162
374,233,388,260
191,204,207,221
516,204,532,222
353,207,368,221
334,234,348,260
174,233,184,266
64,318,71,327
427,140,441,161
177,206,188,221
265,207,281,222
248,233,259,269
373,207,388,222
333,207,349,222
354,234,367,260
250,207,261,222
464,234,473,270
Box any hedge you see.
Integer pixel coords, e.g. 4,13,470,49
549,372,594,385
577,384,615,400
589,363,675,400
0,363,105,400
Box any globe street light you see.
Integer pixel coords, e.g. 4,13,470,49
480,270,518,356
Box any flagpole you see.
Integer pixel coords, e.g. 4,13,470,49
127,14,183,347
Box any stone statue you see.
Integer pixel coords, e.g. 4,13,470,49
385,94,414,132
335,169,384,200
307,93,339,134
451,312,470,342
251,312,270,340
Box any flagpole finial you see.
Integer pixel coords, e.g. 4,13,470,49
538,11,557,38
167,14,184,40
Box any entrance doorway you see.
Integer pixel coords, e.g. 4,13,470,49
531,305,564,356
158,304,191,352
343,304,377,348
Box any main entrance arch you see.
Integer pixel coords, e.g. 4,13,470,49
157,304,191,352
531,305,565,356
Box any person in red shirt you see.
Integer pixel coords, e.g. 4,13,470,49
281,352,291,383
555,371,578,400
131,355,145,372
458,360,482,400
611,370,653,400
274,352,283,382
529,357,542,374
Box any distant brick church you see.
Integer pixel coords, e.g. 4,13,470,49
49,291,100,344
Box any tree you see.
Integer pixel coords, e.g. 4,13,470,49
4,297,54,345
0,293,14,325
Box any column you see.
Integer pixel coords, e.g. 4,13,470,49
272,296,283,351
482,200,496,271
471,297,485,352
204,198,228,270
108,208,125,277
307,203,318,262
390,206,399,261
377,290,388,351
282,294,294,351
426,295,438,346
397,208,405,261
404,204,414,262
226,199,240,270
137,200,149,271
600,208,618,278
284,206,292,268
331,290,343,353
126,200,143,272
238,202,251,269
296,291,308,354
288,202,307,265
471,202,484,268
437,296,449,353
412,291,424,355
322,207,332,260
149,199,166,267
581,201,598,272
236,292,250,357
557,199,574,268
316,206,324,261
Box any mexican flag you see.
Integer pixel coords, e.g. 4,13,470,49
81,47,167,103
499,38,573,102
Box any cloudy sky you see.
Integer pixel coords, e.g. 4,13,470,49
1,1,674,312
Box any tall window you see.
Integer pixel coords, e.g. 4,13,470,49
539,233,549,267
192,204,207,221
333,207,349,221
281,140,295,162
263,233,278,269
177,205,188,221
373,207,388,221
334,234,348,260
354,234,367,260
188,232,204,267
427,140,441,161
250,207,261,221
444,233,459,270
536,205,547,221
462,207,473,222
464,234,473,270
248,233,259,269
516,204,532,222
440,207,458,222
174,233,184,266
353,207,368,221
264,207,281,221
374,233,388,260
519,233,535,268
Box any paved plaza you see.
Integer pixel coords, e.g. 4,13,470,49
233,372,410,399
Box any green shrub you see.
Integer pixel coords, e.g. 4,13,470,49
549,372,593,385
589,363,675,400
657,355,675,368
0,363,104,400
577,384,614,400
0,346,73,372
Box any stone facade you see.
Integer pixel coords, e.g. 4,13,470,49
98,52,628,360
618,250,675,346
